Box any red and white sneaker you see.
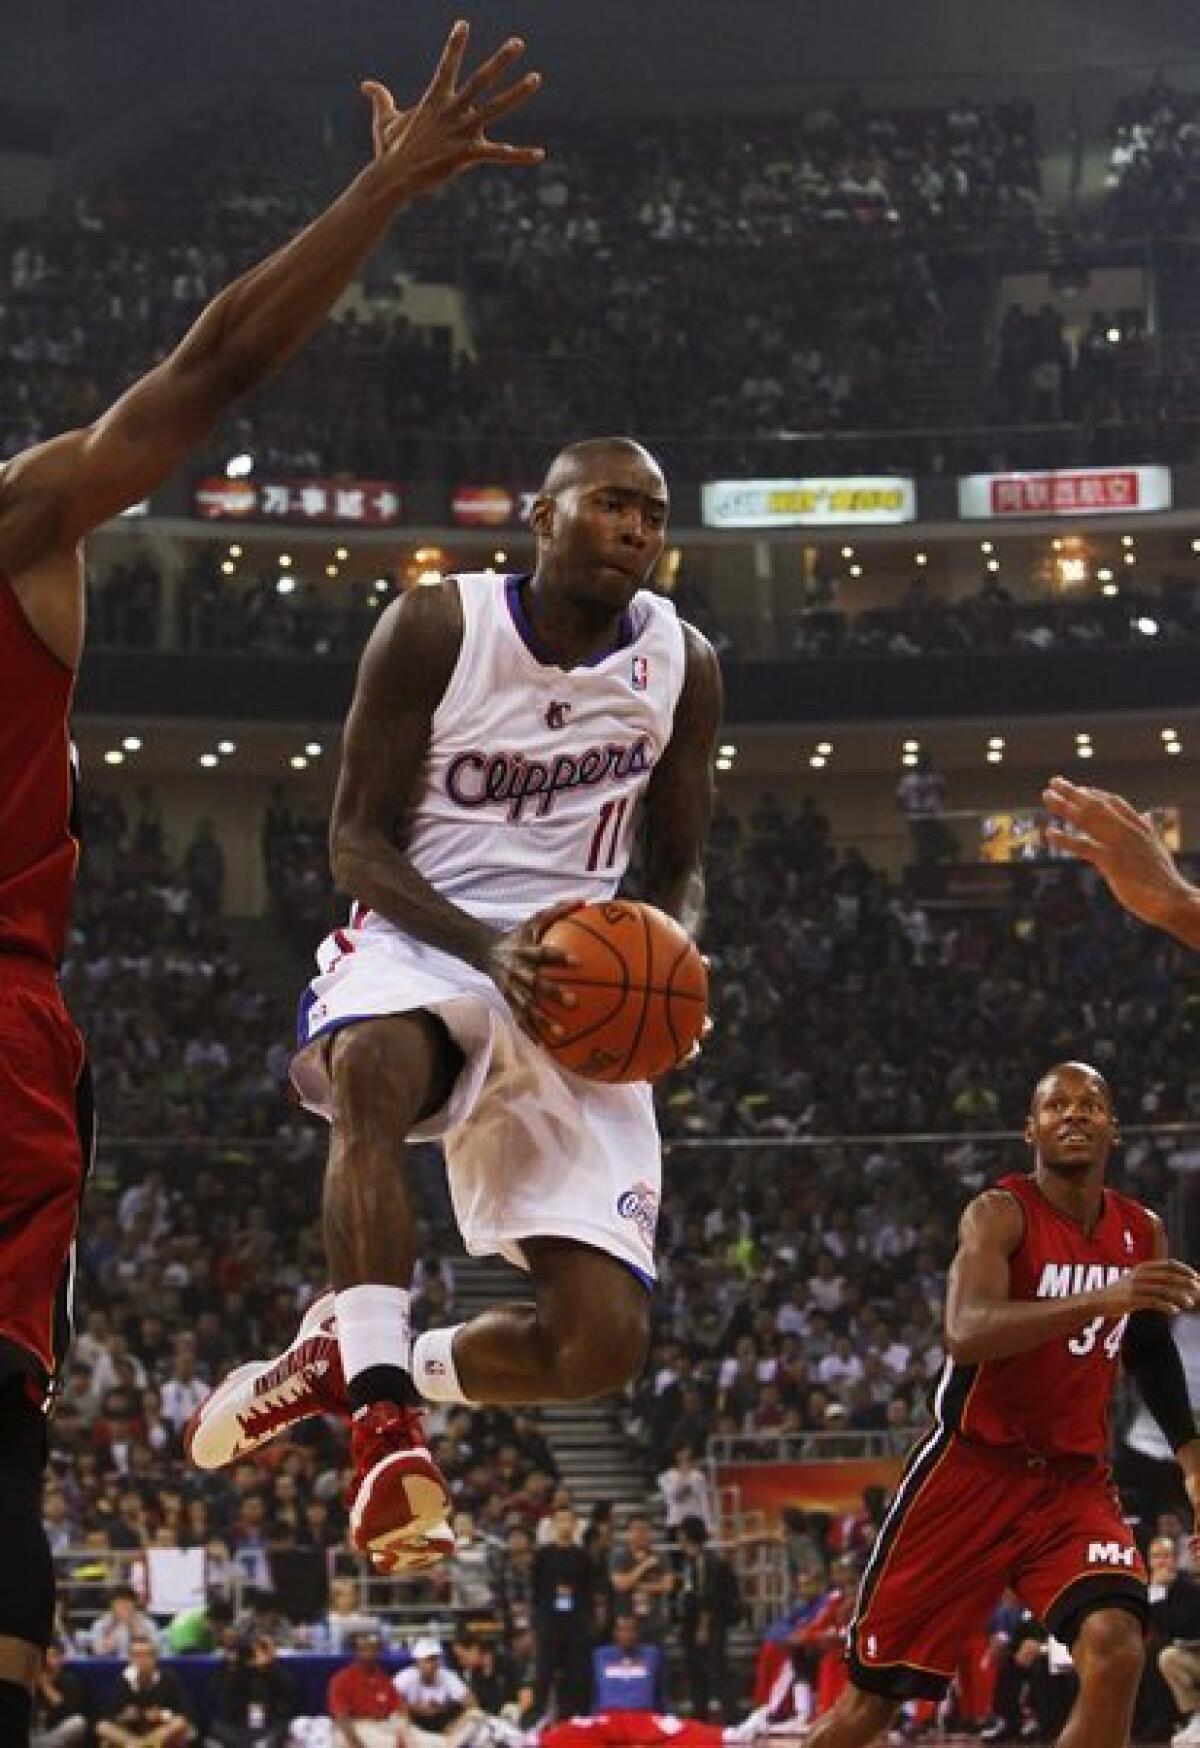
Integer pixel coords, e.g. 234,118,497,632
185,1291,347,1470
347,1400,454,1571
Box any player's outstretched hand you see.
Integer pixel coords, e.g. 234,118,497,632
1096,1259,1200,1319
361,20,544,205
488,900,584,1040
1043,777,1192,932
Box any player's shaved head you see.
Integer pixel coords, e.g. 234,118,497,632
1031,1060,1113,1113
539,437,665,499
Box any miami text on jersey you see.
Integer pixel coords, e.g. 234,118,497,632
1036,1262,1128,1297
445,737,654,822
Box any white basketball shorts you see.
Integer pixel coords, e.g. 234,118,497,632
292,919,660,1284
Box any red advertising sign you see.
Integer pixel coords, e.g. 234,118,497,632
450,484,537,528
957,465,1172,520
194,477,404,525
716,1459,904,1530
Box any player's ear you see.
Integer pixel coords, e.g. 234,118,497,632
529,493,554,542
1023,1115,1035,1147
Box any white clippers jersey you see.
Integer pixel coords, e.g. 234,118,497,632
374,572,686,929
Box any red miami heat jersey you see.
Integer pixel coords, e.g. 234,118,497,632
0,579,79,966
933,1173,1157,1460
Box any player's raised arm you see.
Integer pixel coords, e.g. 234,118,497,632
1043,777,1200,949
944,1191,1200,1365
640,623,723,938
0,22,542,579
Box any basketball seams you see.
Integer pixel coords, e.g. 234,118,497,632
612,903,655,1080
662,936,694,1062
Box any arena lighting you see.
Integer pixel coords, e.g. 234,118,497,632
1123,552,1137,566
718,743,737,757
217,740,236,755
715,758,732,772
121,735,142,752
103,750,124,766
374,579,389,593
1121,535,1135,548
199,753,218,769
276,576,296,595
980,541,994,555
849,564,863,578
417,569,444,587
816,741,833,756
1192,539,1200,554
494,550,508,564
809,754,827,769
1162,729,1179,742
225,453,254,478
220,561,235,576
986,559,1001,573
986,750,1003,764
841,545,854,559
901,752,919,767
1077,745,1095,760
1076,731,1092,743
1137,616,1160,636
914,552,928,566
1167,741,1183,755
228,545,243,559
278,554,293,568
1097,567,1114,581
290,755,308,770
1101,583,1120,597
305,741,323,757
1052,538,1063,552
326,565,338,578
335,547,349,562
902,738,920,753
988,736,1005,750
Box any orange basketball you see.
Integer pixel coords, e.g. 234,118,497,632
531,900,708,1083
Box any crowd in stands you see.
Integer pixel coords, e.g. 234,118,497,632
0,97,1052,484
1106,75,1200,234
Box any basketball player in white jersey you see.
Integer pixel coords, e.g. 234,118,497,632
188,437,722,1574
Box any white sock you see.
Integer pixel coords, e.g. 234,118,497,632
411,1324,472,1403
334,1285,411,1385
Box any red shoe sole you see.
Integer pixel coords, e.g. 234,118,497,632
349,1449,452,1559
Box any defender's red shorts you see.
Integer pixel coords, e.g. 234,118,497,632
848,1430,1148,1701
0,959,93,1406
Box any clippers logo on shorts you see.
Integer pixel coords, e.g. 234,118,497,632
445,737,654,822
421,1357,448,1379
631,655,649,691
617,1181,659,1250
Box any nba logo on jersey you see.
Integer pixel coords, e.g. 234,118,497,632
631,655,649,691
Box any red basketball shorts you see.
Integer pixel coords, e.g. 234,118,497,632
847,1430,1148,1701
0,960,93,1405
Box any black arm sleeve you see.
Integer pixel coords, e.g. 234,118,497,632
1122,1310,1198,1453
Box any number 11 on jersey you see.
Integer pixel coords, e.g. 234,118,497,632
587,797,630,872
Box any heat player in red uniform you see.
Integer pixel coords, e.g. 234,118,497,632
808,1061,1200,1748
0,27,541,1738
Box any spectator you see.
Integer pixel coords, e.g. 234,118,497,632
592,1616,667,1713
1147,1536,1200,1744
393,1638,478,1748
327,1632,402,1748
533,1506,595,1720
207,1635,296,1747
895,750,954,866
96,1635,193,1745
677,1517,741,1721
31,1642,89,1748
321,1579,384,1655
89,1587,161,1659
611,1514,674,1643
658,1446,716,1538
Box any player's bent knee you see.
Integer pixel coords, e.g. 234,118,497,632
549,1299,649,1399
1075,1608,1145,1686
331,1016,439,1129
